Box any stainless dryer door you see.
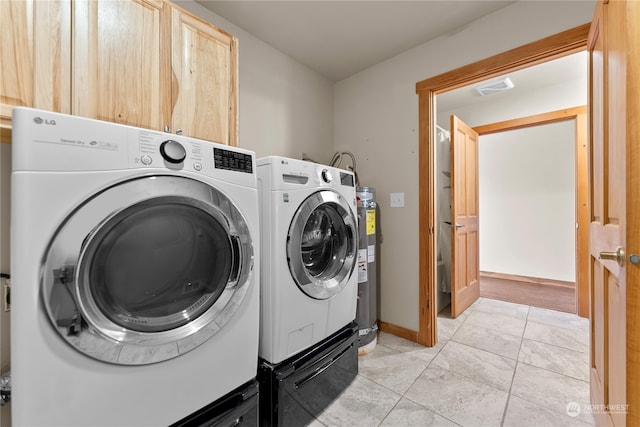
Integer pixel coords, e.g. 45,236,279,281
42,175,254,365
287,190,356,300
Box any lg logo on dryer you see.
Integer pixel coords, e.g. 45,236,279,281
33,116,56,125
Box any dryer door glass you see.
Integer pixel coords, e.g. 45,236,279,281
83,199,232,333
288,190,356,299
41,176,254,365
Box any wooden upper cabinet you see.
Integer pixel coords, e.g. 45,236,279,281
72,0,237,144
0,0,71,142
72,0,169,131
1,0,237,144
170,6,238,145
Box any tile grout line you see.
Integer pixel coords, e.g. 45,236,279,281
350,300,590,427
379,332,448,425
503,307,593,425
378,314,469,427
500,304,529,427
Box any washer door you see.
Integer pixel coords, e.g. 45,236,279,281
42,175,254,365
287,190,356,300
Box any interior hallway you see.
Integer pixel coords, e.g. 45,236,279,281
312,297,593,426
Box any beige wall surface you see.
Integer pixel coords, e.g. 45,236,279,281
333,1,596,331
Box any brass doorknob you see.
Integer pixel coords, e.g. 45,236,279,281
599,246,625,266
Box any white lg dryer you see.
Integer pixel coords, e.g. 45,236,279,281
10,108,259,426
257,156,358,364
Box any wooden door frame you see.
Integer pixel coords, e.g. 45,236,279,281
415,23,590,346
473,106,589,319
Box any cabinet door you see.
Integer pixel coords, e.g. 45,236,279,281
171,6,238,145
0,0,70,142
73,0,170,130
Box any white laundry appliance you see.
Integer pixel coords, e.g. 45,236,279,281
10,108,260,426
256,156,359,427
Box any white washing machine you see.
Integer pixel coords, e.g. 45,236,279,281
257,156,358,364
10,108,260,426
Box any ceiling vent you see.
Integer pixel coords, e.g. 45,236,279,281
475,77,514,96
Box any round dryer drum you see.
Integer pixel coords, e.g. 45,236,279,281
287,190,356,299
41,175,254,365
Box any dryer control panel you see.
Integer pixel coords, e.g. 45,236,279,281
214,148,253,173
11,108,256,187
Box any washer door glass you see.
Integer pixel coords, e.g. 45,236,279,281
287,190,356,299
42,175,254,365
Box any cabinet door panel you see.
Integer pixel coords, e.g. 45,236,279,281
171,7,237,145
1,0,70,142
73,0,169,130
1,0,34,123
34,0,71,115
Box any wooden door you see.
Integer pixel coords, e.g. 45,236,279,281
450,115,480,317
588,0,640,425
72,0,170,130
0,0,70,142
171,5,237,145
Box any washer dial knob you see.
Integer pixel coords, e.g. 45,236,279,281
321,169,332,183
160,140,186,164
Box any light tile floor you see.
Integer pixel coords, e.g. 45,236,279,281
311,297,595,427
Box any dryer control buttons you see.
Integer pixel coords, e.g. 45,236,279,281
193,162,202,171
140,154,152,165
321,169,332,183
160,140,187,164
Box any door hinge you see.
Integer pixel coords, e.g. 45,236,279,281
0,277,9,312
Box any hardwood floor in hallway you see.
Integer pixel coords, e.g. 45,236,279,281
479,274,576,314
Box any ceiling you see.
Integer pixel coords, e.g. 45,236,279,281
195,1,588,111
196,0,516,81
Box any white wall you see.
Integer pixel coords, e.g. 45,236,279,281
176,1,335,161
479,122,576,282
333,0,595,331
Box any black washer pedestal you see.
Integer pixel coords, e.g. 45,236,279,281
258,322,359,427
